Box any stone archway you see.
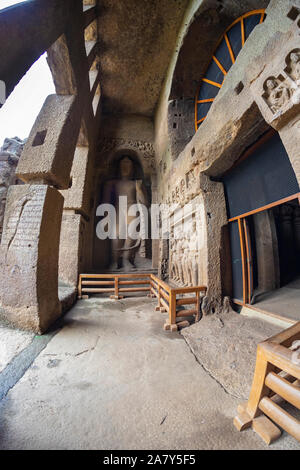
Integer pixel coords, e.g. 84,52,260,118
92,149,153,272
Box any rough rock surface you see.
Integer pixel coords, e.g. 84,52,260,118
0,137,25,239
181,311,282,400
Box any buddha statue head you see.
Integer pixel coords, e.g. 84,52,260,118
119,156,134,179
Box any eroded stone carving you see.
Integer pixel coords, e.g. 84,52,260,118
261,48,300,116
288,50,300,84
263,77,291,114
102,156,148,270
98,137,156,175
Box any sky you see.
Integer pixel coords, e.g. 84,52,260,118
0,0,55,146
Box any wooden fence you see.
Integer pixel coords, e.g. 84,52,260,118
234,321,300,444
78,273,207,331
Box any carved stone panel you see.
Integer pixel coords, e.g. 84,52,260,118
250,18,300,129
0,185,63,333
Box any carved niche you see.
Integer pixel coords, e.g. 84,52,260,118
250,15,300,129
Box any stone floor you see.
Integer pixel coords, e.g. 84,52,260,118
0,297,299,450
252,277,300,322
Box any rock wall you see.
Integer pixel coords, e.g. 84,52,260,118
153,0,300,313
0,137,25,240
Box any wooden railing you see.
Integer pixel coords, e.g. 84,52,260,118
78,273,151,300
78,273,207,332
234,321,300,444
149,275,206,331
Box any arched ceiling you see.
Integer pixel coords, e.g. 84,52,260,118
97,0,190,116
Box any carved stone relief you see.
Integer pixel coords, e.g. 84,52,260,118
168,196,205,287
251,17,300,128
98,137,156,175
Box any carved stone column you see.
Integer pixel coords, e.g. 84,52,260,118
59,146,91,285
0,185,63,333
0,93,82,333
253,210,280,297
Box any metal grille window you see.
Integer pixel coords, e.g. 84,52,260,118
195,10,266,131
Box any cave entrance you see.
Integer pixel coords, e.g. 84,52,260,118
222,130,300,323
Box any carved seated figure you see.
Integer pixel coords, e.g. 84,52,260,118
265,78,290,113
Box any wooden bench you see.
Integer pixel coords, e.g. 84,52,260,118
234,322,300,444
78,273,207,332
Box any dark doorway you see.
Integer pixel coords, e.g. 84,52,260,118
221,130,300,322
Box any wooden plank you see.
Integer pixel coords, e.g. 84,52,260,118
159,288,170,302
115,277,119,298
78,276,82,299
252,415,281,445
259,397,300,442
260,342,300,380
80,273,150,279
150,275,172,294
150,287,158,298
160,297,169,312
176,309,197,318
265,372,300,409
243,218,253,304
118,287,150,293
228,193,300,222
169,291,176,326
82,288,114,293
246,346,276,419
81,281,114,285
265,322,300,347
119,280,149,285
172,286,206,294
195,291,201,322
238,218,247,305
176,297,197,306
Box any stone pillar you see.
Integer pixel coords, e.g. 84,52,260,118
0,93,82,333
59,146,91,286
151,182,159,269
253,211,280,297
59,212,86,286
199,175,227,314
0,185,63,333
16,94,81,188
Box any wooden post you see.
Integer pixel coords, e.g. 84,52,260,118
114,276,119,300
238,218,248,305
78,274,82,299
246,345,275,419
195,291,200,322
169,291,177,331
155,285,162,311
